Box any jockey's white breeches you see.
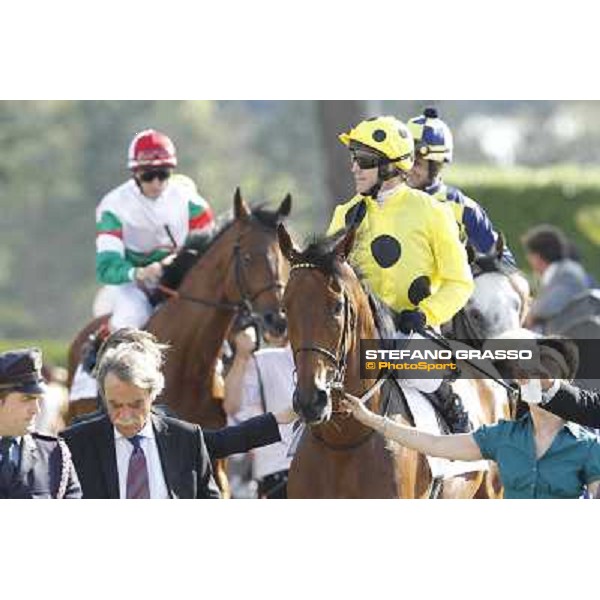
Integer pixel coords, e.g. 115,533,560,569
108,283,153,331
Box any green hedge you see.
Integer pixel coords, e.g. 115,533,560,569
0,339,69,367
447,166,600,279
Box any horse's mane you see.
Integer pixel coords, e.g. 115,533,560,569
159,204,283,292
293,232,396,337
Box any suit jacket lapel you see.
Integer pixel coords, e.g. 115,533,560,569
152,413,175,498
95,417,120,499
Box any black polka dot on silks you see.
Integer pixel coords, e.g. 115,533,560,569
408,275,432,305
372,129,387,143
370,235,401,268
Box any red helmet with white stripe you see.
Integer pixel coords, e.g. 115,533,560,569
128,129,177,170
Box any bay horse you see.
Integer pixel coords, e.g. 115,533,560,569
67,189,291,433
278,223,507,499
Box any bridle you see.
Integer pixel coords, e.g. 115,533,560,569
289,263,390,414
157,224,284,328
288,262,394,451
290,263,354,402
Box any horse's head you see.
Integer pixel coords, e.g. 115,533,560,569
223,188,291,338
160,188,291,340
278,223,364,425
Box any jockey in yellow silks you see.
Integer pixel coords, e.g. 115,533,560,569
327,116,474,329
326,115,474,433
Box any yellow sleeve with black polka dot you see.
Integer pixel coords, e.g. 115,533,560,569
325,185,474,326
419,199,474,325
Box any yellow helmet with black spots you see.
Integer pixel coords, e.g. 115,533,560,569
339,116,414,173
407,107,454,163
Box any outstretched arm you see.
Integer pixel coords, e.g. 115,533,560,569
342,393,482,462
203,413,281,459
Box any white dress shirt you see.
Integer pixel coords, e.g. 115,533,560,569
114,420,170,499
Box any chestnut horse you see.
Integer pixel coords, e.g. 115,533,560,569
67,190,291,433
278,223,508,499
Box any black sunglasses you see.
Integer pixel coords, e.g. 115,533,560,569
138,169,172,183
350,150,383,170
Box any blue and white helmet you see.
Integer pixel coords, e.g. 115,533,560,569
407,107,454,163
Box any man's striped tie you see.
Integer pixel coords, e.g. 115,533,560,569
126,435,150,499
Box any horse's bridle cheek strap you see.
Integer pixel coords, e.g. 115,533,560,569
291,288,353,388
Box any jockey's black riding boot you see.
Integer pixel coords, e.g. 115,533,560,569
437,380,472,434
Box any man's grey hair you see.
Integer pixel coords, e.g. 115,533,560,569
96,341,166,401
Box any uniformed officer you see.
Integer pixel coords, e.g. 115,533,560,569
0,348,81,499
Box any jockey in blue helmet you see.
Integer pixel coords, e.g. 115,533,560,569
407,107,516,267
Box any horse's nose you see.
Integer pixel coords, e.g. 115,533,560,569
263,310,287,336
294,385,330,424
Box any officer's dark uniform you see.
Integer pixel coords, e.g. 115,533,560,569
0,349,82,499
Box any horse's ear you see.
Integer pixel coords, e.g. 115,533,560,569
277,194,292,220
335,226,356,261
277,223,301,263
234,187,251,220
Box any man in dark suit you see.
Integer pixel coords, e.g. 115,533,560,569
63,336,221,499
0,348,81,499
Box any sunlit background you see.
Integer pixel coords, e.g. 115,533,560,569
1,100,599,361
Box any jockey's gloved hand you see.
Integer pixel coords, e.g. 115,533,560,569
396,309,427,334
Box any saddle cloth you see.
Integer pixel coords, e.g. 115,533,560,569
401,383,489,480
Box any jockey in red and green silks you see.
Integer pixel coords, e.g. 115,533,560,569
95,129,215,331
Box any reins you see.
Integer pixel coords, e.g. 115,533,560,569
156,231,284,323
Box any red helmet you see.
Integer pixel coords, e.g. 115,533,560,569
128,129,177,170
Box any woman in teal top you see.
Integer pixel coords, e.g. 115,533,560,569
342,338,600,499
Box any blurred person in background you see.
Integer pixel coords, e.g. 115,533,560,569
406,107,516,266
35,364,69,436
521,224,590,333
566,240,597,288
224,325,294,498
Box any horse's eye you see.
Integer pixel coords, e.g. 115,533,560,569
243,253,252,264
332,299,344,316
